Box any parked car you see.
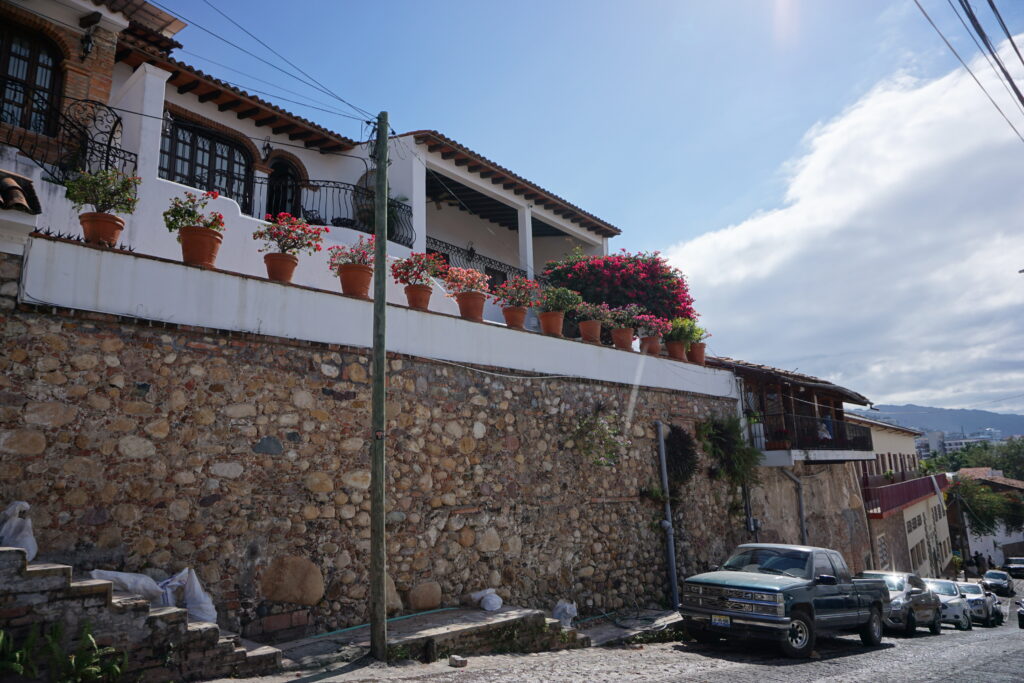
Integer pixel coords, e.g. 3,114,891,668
958,582,1001,626
857,571,941,635
980,570,1016,597
679,543,890,658
1003,557,1024,579
925,579,972,630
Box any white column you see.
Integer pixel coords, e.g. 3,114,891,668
517,204,534,278
109,64,170,249
385,141,426,254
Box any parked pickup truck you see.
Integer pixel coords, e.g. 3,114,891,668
679,543,890,658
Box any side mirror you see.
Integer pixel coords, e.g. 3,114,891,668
816,574,838,586
710,565,720,571
910,587,924,595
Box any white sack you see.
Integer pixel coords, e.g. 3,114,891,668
469,587,503,611
553,599,577,628
0,501,37,561
90,570,164,603
160,568,217,623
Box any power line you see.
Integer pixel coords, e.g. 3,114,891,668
944,0,1024,119
913,0,1024,145
985,0,1024,71
198,0,376,122
956,0,1024,110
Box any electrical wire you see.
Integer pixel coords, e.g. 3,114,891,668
985,0,1024,71
944,0,1024,119
913,0,1024,145
956,0,1024,109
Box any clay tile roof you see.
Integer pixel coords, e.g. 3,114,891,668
397,130,621,238
92,0,186,36
846,414,923,436
957,467,998,479
706,356,871,405
0,171,41,215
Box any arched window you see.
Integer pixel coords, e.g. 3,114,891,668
0,23,63,135
159,115,253,212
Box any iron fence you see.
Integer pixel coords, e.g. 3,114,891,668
248,176,415,248
0,79,138,183
425,236,527,282
751,412,873,452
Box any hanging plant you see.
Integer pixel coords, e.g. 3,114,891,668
696,416,761,488
664,424,700,489
570,410,631,467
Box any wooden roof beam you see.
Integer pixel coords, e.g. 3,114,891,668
454,157,470,167
490,175,507,185
197,90,220,103
304,137,328,148
272,123,296,135
114,48,131,62
427,143,444,153
478,170,495,178
218,99,241,112
236,107,260,120
289,130,313,140
441,150,457,160
177,80,200,95
254,115,278,127
467,163,483,172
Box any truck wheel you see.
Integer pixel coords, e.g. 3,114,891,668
929,611,942,635
860,606,883,646
965,612,973,630
984,610,994,627
903,612,917,637
781,611,815,658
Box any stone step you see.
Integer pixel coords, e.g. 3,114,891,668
146,605,189,627
184,620,221,648
65,579,112,607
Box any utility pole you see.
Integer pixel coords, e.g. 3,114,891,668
369,111,389,662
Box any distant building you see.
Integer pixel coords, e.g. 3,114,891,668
948,467,1024,568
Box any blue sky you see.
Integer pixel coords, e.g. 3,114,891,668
162,1,1024,414
165,0,1019,249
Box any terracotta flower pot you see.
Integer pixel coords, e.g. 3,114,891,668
640,335,662,356
79,212,124,247
502,306,527,330
264,253,298,283
538,311,565,337
611,327,634,351
578,319,602,343
179,226,223,268
455,291,486,322
665,341,688,361
688,341,707,365
338,263,373,298
404,284,432,311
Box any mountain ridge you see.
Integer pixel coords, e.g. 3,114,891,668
848,404,1024,436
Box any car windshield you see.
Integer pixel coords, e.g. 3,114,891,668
1009,557,1024,564
721,547,811,578
959,584,983,595
926,581,958,597
985,571,1007,580
882,576,905,591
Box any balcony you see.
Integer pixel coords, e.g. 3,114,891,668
861,473,949,517
750,412,874,465
247,177,415,248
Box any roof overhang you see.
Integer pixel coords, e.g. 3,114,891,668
708,356,870,405
401,130,620,239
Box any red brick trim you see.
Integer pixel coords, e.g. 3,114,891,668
163,102,269,173
264,148,310,184
0,4,76,62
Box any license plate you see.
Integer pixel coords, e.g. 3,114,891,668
711,615,731,628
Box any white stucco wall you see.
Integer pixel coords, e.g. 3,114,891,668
20,237,739,402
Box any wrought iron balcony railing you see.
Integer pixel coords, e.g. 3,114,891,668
425,236,527,282
750,412,873,452
248,176,415,248
861,473,949,516
0,79,138,183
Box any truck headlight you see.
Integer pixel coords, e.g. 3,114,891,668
891,599,904,609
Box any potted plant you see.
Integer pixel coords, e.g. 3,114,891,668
664,317,693,361
444,266,491,322
608,304,644,351
574,301,612,343
327,235,375,298
390,252,448,311
634,314,672,355
766,428,791,450
491,275,540,330
163,190,225,268
536,287,582,337
252,212,328,283
687,325,711,365
64,168,141,247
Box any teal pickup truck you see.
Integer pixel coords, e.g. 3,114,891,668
679,543,890,658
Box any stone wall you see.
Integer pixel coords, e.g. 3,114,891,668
750,462,874,574
0,251,751,640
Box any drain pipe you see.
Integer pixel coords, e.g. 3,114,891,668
781,468,808,545
655,420,680,610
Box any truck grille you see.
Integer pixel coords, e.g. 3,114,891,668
682,583,784,616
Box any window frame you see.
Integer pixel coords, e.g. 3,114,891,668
159,114,253,212
0,22,63,135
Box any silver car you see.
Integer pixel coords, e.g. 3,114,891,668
925,579,972,630
958,582,1000,626
859,571,941,634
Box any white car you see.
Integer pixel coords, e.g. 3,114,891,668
957,582,1000,626
925,579,972,630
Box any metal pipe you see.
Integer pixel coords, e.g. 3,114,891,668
655,420,680,610
781,468,808,545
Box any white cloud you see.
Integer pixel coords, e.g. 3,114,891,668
667,46,1024,414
